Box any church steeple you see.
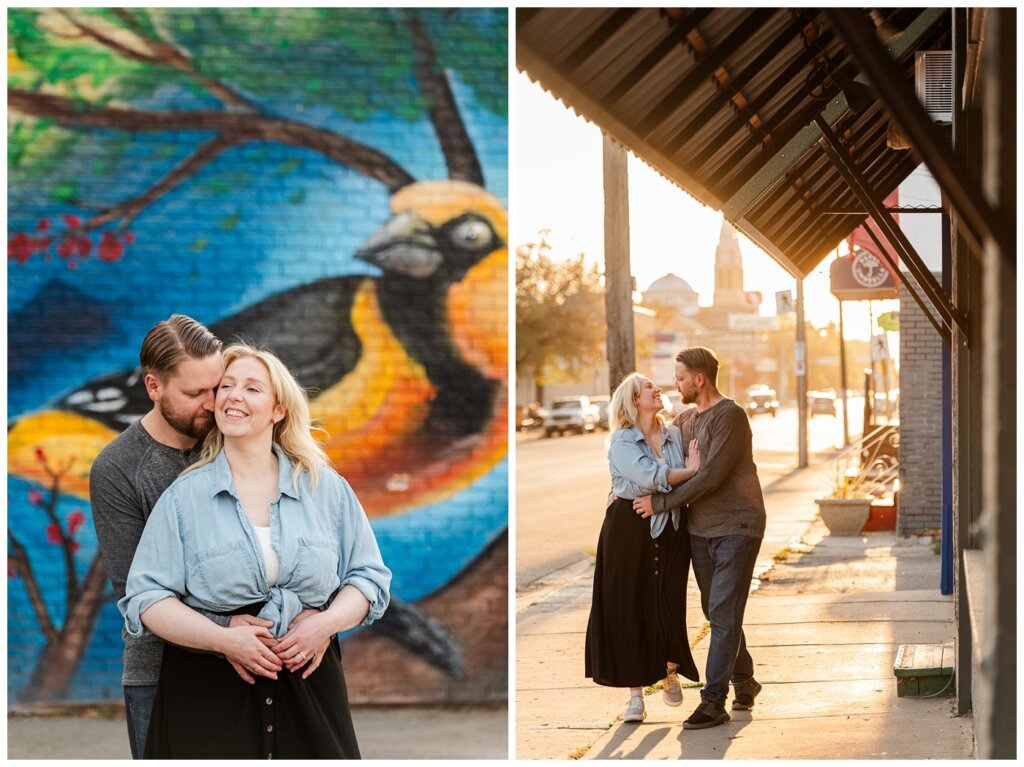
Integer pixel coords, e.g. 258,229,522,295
712,219,747,310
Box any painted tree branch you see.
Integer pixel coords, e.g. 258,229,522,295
8,532,60,645
23,554,110,703
34,473,81,615
9,89,416,192
71,134,242,236
108,8,258,112
55,9,162,67
401,11,484,186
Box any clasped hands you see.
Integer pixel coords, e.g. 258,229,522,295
221,609,331,684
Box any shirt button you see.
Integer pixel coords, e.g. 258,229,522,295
267,725,274,733
654,570,659,575
265,697,273,705
654,557,659,561
654,543,660,548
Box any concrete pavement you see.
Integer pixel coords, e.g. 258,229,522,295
515,460,973,759
7,704,508,759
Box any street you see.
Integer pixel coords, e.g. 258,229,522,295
516,401,865,590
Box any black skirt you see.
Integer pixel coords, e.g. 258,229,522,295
144,603,360,759
585,498,699,688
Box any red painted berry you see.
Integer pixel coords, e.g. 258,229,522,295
46,523,63,544
99,232,124,262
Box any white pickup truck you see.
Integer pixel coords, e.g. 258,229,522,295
545,395,601,437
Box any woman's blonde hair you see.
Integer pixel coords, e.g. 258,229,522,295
608,372,664,432
185,343,330,491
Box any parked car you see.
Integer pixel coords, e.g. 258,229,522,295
745,385,779,417
809,390,838,416
517,402,546,432
545,396,600,437
590,395,611,430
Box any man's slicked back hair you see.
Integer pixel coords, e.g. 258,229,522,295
675,346,720,386
139,314,222,378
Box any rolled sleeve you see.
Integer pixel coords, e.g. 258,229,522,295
117,489,186,637
608,435,672,494
337,480,392,626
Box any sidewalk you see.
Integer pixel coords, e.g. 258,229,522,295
516,461,973,759
7,704,508,759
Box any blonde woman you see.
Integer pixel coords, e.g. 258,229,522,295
585,373,701,723
119,344,390,759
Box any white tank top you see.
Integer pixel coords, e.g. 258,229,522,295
253,526,280,587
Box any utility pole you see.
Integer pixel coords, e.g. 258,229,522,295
602,134,634,394
838,298,850,447
796,278,808,467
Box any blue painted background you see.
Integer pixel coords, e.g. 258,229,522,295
8,7,508,704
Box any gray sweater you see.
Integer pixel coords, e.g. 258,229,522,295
651,397,766,539
89,420,229,686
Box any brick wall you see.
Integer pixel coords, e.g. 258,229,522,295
7,8,507,705
897,271,944,535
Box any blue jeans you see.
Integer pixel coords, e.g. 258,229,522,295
690,534,762,706
124,685,158,759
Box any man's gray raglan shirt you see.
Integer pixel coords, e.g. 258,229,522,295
89,419,229,686
650,397,766,539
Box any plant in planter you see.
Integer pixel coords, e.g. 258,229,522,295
816,449,895,536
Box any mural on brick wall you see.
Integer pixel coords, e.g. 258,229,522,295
7,8,508,705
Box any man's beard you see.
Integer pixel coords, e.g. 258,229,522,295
680,390,696,405
163,407,215,441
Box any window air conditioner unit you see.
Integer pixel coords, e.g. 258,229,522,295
915,51,952,124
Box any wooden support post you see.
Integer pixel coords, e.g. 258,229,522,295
602,134,635,394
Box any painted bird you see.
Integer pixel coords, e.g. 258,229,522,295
9,180,507,512
8,180,508,676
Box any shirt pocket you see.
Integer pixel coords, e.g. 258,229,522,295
189,540,260,600
290,537,340,596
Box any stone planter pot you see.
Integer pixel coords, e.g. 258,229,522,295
815,497,872,536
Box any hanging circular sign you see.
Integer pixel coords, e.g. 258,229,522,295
852,250,889,288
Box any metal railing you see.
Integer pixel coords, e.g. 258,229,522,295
830,423,900,499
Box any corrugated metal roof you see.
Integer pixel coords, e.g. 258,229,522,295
517,8,952,278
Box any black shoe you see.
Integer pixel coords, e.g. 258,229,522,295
732,678,763,710
682,699,730,730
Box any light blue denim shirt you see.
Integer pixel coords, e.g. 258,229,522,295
608,424,685,538
119,445,391,639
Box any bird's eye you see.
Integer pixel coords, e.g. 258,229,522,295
449,218,493,250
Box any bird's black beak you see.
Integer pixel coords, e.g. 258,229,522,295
355,211,443,279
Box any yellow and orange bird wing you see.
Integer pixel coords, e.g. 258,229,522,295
324,181,509,516
8,411,118,499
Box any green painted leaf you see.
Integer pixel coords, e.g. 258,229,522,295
50,181,79,203
287,189,306,205
277,157,302,175
204,179,230,195
189,237,209,253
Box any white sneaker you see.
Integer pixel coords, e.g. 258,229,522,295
662,671,683,707
622,695,646,723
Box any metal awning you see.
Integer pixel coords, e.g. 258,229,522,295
517,8,952,279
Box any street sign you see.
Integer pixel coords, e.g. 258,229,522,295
830,250,898,300
776,290,794,314
794,340,806,376
727,313,780,331
871,334,891,361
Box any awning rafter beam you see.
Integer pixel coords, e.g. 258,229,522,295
822,8,1012,271
816,115,963,346
721,7,948,222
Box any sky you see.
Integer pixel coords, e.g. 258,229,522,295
512,72,900,341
